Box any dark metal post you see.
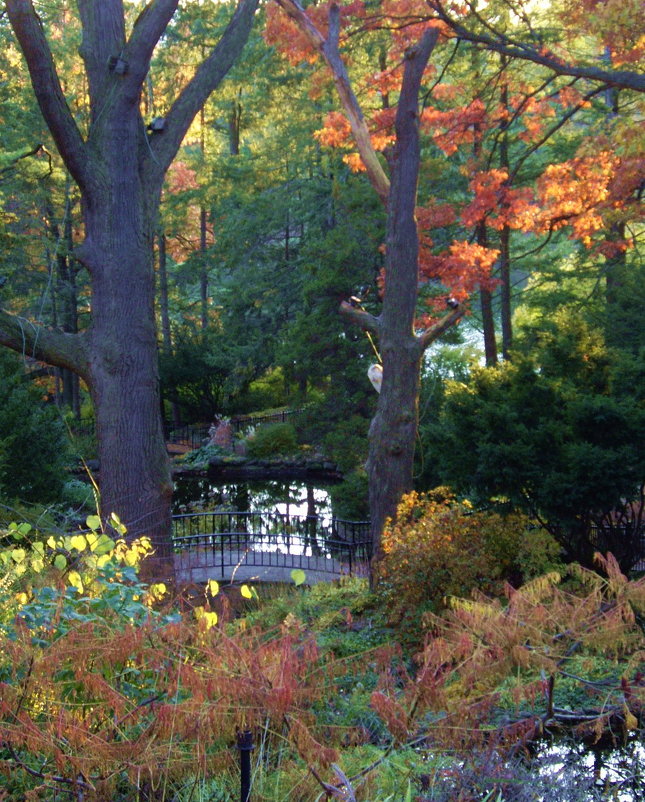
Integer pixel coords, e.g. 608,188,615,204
237,729,254,802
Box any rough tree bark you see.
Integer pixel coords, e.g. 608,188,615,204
1,0,259,576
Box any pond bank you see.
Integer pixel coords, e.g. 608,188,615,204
173,454,344,484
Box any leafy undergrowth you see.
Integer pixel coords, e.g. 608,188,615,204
1,517,645,800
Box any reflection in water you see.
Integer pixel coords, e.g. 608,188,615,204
527,740,645,801
173,477,340,558
173,476,332,519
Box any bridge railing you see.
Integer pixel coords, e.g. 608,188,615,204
172,510,371,578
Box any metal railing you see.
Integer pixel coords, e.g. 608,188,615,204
229,408,305,433
172,510,371,579
165,409,307,450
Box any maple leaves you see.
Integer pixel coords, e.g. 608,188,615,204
266,0,643,328
421,99,487,156
558,0,645,66
265,0,366,66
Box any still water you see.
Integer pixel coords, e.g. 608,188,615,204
173,476,333,519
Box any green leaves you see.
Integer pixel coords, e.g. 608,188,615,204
86,514,101,532
54,554,67,571
7,522,31,540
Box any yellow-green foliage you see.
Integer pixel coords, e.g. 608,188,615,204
377,489,531,614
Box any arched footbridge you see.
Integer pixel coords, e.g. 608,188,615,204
173,510,371,585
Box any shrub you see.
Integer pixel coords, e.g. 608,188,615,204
517,525,566,580
246,422,299,458
321,413,369,473
60,478,96,510
376,489,531,617
0,351,70,503
330,469,369,520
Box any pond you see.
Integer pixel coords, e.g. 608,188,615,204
520,739,645,801
172,475,333,519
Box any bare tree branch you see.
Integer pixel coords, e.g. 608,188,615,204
0,310,90,379
428,0,645,93
6,0,91,193
416,306,465,352
275,0,391,204
0,143,43,176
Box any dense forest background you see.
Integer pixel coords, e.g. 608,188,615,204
0,3,644,800
0,0,643,566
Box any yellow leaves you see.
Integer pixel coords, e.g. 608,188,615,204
290,569,306,586
147,583,167,604
69,535,87,552
206,579,220,597
240,584,258,600
67,571,83,594
112,537,153,568
194,606,218,630
10,548,26,564
624,709,638,731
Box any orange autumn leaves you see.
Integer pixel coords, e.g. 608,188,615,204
266,0,643,316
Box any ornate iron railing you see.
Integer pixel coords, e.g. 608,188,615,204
172,510,371,579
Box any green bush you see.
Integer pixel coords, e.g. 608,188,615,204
0,352,69,504
60,478,96,511
330,469,369,520
246,422,299,458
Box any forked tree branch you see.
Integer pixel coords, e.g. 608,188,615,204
6,0,90,193
121,0,180,106
146,0,260,179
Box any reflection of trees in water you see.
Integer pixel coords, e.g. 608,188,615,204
173,478,331,556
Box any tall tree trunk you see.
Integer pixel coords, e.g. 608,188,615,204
45,188,82,416
229,90,242,155
61,190,81,416
366,32,443,561
498,223,512,359
200,205,209,331
498,61,513,359
82,142,174,568
157,230,182,429
480,288,498,366
157,232,173,356
199,103,209,331
476,221,497,366
2,0,261,580
279,0,462,570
